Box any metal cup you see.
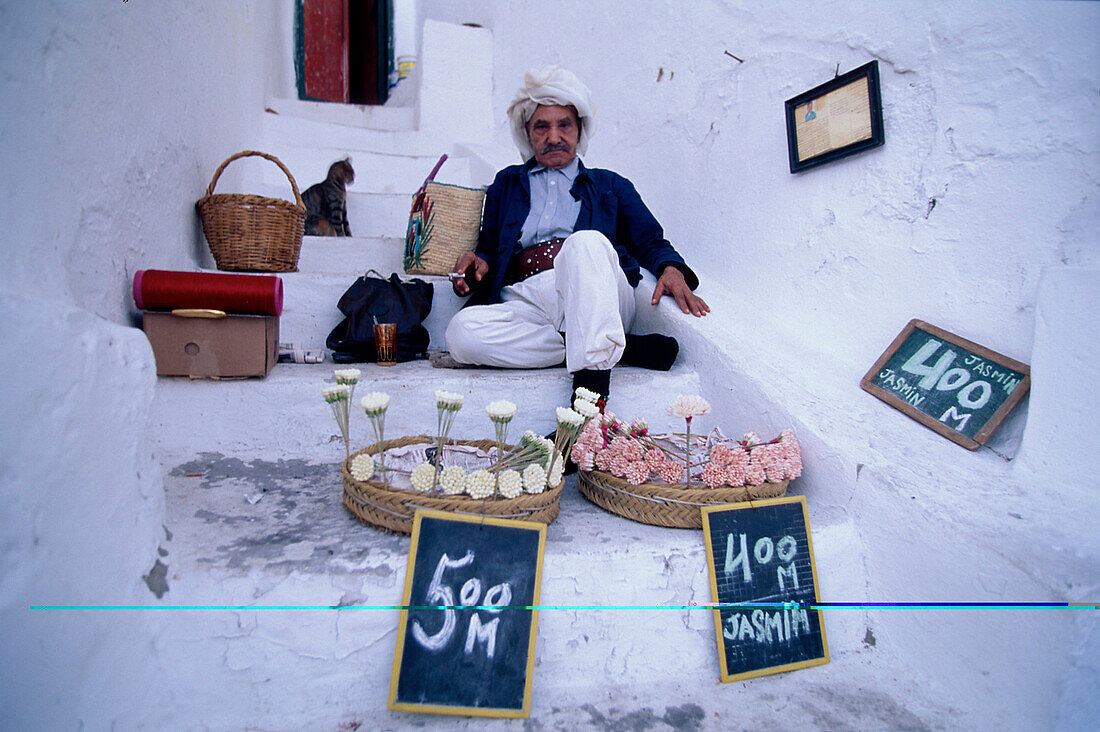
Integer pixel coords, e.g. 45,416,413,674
373,323,397,366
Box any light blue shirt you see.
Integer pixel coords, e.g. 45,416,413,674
519,158,582,249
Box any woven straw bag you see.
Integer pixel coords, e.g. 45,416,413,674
403,154,486,276
196,150,306,272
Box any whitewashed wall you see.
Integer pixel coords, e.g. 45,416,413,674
0,0,1096,728
421,1,1100,727
429,0,1098,363
0,2,271,728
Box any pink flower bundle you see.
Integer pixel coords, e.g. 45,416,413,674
571,414,803,489
571,413,683,486
777,428,803,478
702,430,803,487
584,429,657,485
702,441,750,487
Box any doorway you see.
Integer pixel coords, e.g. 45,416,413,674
296,0,392,105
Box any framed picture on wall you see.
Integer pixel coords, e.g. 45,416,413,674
785,60,884,173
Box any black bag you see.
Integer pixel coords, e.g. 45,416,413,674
326,271,433,363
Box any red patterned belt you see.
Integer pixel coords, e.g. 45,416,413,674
507,238,565,285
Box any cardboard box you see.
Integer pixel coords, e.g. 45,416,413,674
143,312,278,378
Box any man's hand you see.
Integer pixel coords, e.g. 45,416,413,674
653,265,710,317
451,251,489,296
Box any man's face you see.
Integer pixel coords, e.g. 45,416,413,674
527,104,580,169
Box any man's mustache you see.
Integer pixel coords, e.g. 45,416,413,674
539,142,571,154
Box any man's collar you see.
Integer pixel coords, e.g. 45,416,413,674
525,157,582,181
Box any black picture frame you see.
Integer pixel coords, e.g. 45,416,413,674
785,60,884,173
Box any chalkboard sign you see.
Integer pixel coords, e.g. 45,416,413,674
861,319,1031,450
701,496,829,682
388,509,546,718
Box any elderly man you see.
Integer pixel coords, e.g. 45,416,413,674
445,66,708,404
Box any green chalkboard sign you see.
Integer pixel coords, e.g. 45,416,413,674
861,319,1030,450
702,496,829,682
388,510,545,719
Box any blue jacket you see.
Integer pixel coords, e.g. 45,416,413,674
466,159,699,307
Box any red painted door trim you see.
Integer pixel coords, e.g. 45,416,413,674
303,0,348,103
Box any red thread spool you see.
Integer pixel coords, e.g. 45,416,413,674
133,270,283,316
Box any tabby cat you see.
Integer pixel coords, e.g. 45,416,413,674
303,158,354,236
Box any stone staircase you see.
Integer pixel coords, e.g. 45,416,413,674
147,77,853,731
148,351,898,731
142,30,917,729
149,243,894,728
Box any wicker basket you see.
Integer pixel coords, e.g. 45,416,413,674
403,156,485,276
578,470,788,529
341,436,564,535
196,150,306,272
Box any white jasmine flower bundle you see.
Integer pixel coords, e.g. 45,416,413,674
432,390,465,490
486,399,517,423
334,368,361,403
497,469,524,498
466,469,496,499
522,463,548,494
436,390,464,410
574,386,600,405
323,384,352,458
410,463,436,493
548,406,585,480
493,430,551,473
440,465,467,495
360,391,391,484
546,451,565,488
486,399,517,491
573,397,600,419
334,368,361,382
350,452,375,481
556,406,584,429
322,385,347,403
361,391,390,416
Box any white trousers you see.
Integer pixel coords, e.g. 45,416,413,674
445,230,636,372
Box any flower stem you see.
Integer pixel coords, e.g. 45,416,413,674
370,413,387,485
493,421,508,496
684,416,693,485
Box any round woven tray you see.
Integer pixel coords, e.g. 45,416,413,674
341,435,564,535
577,469,788,529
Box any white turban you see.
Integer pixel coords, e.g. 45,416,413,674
507,66,596,161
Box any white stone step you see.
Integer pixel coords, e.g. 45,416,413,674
230,179,412,241
149,359,704,465
295,235,405,275
152,460,870,730
147,358,879,730
263,96,416,132
252,147,473,197
260,110,453,159
279,269,458,352
282,234,454,351
346,190,413,239
276,249,676,358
